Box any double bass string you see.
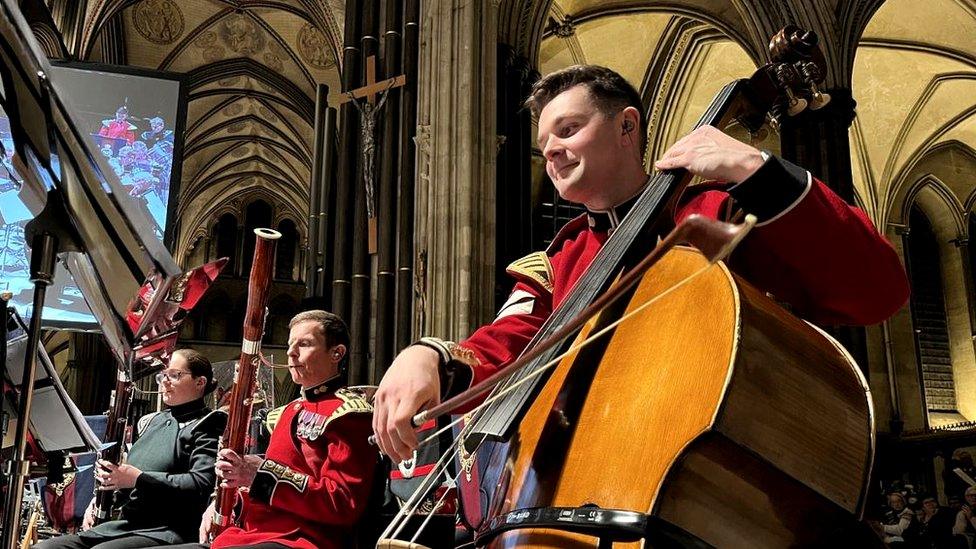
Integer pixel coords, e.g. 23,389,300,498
413,261,716,452
408,472,458,544
383,261,718,544
383,216,756,542
378,427,464,545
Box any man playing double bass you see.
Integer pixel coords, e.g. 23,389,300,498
171,310,376,549
372,64,911,463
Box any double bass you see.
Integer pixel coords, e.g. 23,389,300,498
381,26,879,549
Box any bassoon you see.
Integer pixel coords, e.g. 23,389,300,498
91,358,135,524
212,228,280,535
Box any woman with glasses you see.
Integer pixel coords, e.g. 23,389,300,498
36,349,227,549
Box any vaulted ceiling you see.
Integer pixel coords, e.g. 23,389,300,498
851,0,976,230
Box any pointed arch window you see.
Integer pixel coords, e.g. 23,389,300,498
906,206,957,414
275,219,299,281
265,294,299,345
242,200,273,275
195,291,232,342
213,213,239,271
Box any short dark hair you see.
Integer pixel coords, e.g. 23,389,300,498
173,348,216,394
525,65,645,146
289,310,350,350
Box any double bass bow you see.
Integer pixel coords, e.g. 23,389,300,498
381,26,878,548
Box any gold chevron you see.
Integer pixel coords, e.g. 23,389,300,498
506,251,554,293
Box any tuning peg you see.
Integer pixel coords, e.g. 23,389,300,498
785,89,807,116
808,85,831,110
749,126,769,143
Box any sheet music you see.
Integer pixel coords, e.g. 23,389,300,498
4,332,100,453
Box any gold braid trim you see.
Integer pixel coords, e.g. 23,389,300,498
265,404,288,433
447,343,480,368
320,388,374,432
505,251,554,292
258,459,309,493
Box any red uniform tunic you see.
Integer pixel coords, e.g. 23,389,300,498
98,119,137,144
422,156,911,404
211,385,376,549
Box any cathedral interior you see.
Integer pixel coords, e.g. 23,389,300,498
5,0,976,531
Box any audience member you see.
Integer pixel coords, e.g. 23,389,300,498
883,492,915,547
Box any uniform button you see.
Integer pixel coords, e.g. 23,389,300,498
165,420,172,426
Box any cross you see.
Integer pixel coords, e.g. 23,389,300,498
334,56,407,254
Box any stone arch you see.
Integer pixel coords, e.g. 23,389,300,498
241,199,274,275
211,212,240,268
897,175,976,424
193,289,233,342
174,184,304,265
30,22,68,58
497,0,762,71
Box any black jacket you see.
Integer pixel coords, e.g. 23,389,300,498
81,398,226,544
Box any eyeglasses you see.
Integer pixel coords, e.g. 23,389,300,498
155,370,190,383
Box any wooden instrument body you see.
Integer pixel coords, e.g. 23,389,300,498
476,247,874,548
212,228,279,535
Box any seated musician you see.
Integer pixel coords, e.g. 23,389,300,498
37,349,226,549
371,64,912,463
171,310,376,549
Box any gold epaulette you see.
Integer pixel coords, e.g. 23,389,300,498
265,403,289,433
506,251,554,293
321,387,374,432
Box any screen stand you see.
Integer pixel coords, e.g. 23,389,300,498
0,192,79,549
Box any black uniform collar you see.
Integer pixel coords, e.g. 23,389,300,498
585,179,649,233
300,375,343,402
169,397,207,421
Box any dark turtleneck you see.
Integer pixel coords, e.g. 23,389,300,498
168,396,207,421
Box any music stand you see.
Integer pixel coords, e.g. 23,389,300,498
3,307,100,454
0,2,184,546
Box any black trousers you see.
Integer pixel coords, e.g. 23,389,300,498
164,542,288,549
33,534,168,549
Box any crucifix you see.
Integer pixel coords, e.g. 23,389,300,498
335,55,406,254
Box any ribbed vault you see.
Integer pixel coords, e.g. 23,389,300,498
852,0,976,228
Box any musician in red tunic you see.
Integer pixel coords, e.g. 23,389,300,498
171,310,377,549
371,64,911,464
98,105,137,145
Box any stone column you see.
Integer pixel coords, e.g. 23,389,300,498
493,43,538,310
945,237,976,420
47,0,83,55
891,225,928,431
779,88,870,372
414,0,499,339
